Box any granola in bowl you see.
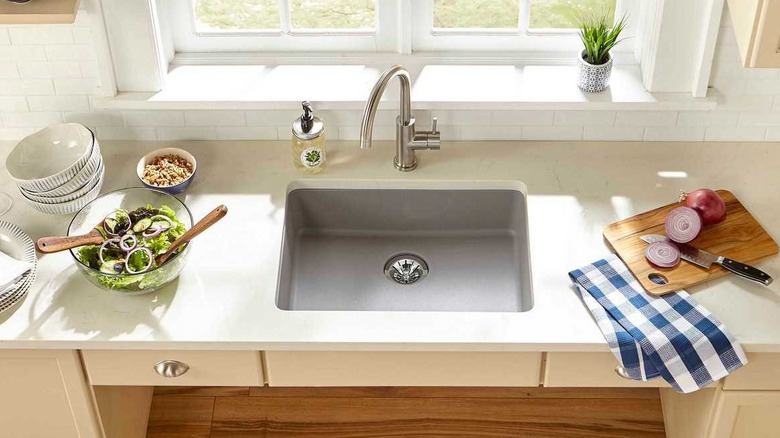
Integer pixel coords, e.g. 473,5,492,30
142,154,193,187
136,148,197,194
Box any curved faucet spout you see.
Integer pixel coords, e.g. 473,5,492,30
359,65,412,149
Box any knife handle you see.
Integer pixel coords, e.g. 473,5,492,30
717,257,773,286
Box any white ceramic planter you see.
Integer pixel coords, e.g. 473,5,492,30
577,50,613,93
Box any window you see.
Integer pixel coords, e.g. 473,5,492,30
414,0,629,53
169,0,635,56
170,0,399,52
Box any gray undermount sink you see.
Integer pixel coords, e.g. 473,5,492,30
276,181,533,312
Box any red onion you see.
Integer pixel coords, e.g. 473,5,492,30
142,224,163,238
680,189,726,225
645,240,681,268
665,206,702,243
150,215,173,231
125,247,153,274
99,238,120,266
103,211,131,237
119,234,137,252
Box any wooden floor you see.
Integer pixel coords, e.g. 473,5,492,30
146,386,666,438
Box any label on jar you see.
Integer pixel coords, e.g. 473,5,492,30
300,146,324,168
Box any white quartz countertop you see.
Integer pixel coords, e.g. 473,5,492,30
0,139,779,352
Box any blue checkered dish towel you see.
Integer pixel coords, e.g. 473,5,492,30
568,254,748,393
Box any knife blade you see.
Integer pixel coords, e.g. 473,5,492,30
640,234,773,286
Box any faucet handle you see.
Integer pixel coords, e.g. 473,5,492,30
430,117,438,134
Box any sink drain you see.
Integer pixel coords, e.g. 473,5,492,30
384,254,429,285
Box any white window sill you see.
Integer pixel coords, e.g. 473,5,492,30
94,64,716,111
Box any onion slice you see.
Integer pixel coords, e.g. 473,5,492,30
142,223,163,238
119,234,137,252
645,240,681,268
103,210,131,237
665,206,702,243
125,247,154,274
99,238,120,266
150,215,173,231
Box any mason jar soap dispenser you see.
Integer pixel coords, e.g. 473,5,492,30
291,101,326,173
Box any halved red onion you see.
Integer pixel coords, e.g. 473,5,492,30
99,238,120,266
125,247,153,274
150,215,173,231
119,234,137,252
142,224,163,238
665,206,702,243
645,240,681,268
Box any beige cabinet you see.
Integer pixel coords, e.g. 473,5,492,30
544,352,666,388
726,0,780,67
0,350,102,438
265,351,542,387
710,391,780,438
82,350,264,386
0,0,80,24
723,353,780,390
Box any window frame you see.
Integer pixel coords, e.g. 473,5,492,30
90,0,721,100
167,0,638,57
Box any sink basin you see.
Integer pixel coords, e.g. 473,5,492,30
276,181,533,312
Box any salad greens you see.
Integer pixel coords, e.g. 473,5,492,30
78,204,188,292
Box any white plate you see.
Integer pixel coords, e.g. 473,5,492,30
0,221,36,314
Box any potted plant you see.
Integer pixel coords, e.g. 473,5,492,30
577,13,628,93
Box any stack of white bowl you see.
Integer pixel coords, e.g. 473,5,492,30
5,123,105,215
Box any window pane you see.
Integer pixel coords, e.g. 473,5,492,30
290,0,375,29
433,0,519,29
529,0,616,29
194,0,280,31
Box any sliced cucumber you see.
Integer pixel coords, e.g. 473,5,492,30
132,218,152,233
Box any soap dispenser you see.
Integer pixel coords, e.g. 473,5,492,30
291,101,326,173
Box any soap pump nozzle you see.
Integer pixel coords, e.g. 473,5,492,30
300,101,313,133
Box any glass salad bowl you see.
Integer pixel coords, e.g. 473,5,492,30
68,187,193,295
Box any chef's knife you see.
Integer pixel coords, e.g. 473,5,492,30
640,234,773,286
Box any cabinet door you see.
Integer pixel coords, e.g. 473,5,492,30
710,391,780,438
726,0,780,67
0,350,102,438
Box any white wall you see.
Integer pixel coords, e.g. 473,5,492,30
0,6,778,143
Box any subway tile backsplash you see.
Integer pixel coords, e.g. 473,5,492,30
0,10,779,143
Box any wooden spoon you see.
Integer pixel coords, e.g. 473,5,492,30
156,205,228,266
36,223,104,253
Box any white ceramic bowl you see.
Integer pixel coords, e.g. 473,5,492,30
6,124,94,193
23,139,103,198
24,166,105,215
21,160,104,204
136,147,197,195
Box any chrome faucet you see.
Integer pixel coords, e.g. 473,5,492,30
360,65,440,171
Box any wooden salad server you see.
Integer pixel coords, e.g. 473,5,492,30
156,205,228,266
36,223,104,254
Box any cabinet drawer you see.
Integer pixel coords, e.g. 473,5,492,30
266,352,542,387
723,354,780,390
543,353,666,388
82,350,264,386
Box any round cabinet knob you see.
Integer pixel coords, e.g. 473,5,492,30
154,360,190,378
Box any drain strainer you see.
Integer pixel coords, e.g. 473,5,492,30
384,254,429,285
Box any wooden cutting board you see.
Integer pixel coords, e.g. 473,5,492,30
603,190,778,296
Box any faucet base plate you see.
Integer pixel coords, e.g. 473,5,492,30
394,158,418,172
